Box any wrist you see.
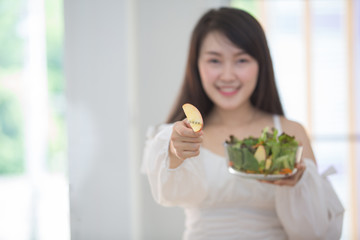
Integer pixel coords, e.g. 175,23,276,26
168,141,184,169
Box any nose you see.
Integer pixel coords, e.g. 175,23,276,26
220,62,236,82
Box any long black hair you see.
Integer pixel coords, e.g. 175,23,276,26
166,7,284,123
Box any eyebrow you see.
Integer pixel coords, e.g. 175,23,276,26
204,51,247,56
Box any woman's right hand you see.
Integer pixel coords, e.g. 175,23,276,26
168,119,203,168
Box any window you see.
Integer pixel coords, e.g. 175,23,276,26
231,0,359,239
0,0,69,239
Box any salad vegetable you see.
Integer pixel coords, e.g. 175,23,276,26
225,127,299,175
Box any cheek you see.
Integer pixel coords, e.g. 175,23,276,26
199,64,219,83
249,67,259,94
199,65,216,97
237,64,259,83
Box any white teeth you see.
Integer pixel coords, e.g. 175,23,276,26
220,87,238,92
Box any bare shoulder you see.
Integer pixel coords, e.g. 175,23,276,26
279,117,317,163
280,117,307,137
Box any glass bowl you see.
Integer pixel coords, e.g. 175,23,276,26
224,143,303,181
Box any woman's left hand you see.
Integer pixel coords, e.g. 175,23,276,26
259,161,306,186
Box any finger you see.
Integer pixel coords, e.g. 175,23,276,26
171,134,203,145
175,124,203,138
273,179,296,186
172,141,201,153
295,161,304,169
259,180,286,185
176,150,200,160
174,122,197,137
293,164,306,180
181,142,201,151
260,163,307,186
298,163,306,171
183,118,192,129
272,167,306,186
181,135,203,143
258,180,274,184
182,119,203,136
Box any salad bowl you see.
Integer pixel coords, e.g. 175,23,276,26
224,127,303,181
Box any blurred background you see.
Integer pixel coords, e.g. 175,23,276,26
0,0,359,239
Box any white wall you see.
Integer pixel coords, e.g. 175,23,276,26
64,0,134,239
64,0,228,239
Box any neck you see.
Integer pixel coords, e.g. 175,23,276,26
208,102,258,128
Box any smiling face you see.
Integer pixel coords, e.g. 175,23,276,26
198,31,259,111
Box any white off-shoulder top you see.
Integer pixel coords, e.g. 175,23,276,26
142,116,344,240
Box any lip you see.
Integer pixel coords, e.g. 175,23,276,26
217,86,240,96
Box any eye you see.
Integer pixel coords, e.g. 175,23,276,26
208,59,220,64
237,58,248,63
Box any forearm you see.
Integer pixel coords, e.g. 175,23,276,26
142,124,207,207
275,159,344,239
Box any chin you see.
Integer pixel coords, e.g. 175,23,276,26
214,97,251,111
217,102,243,111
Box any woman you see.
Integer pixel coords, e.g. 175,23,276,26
142,7,344,240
